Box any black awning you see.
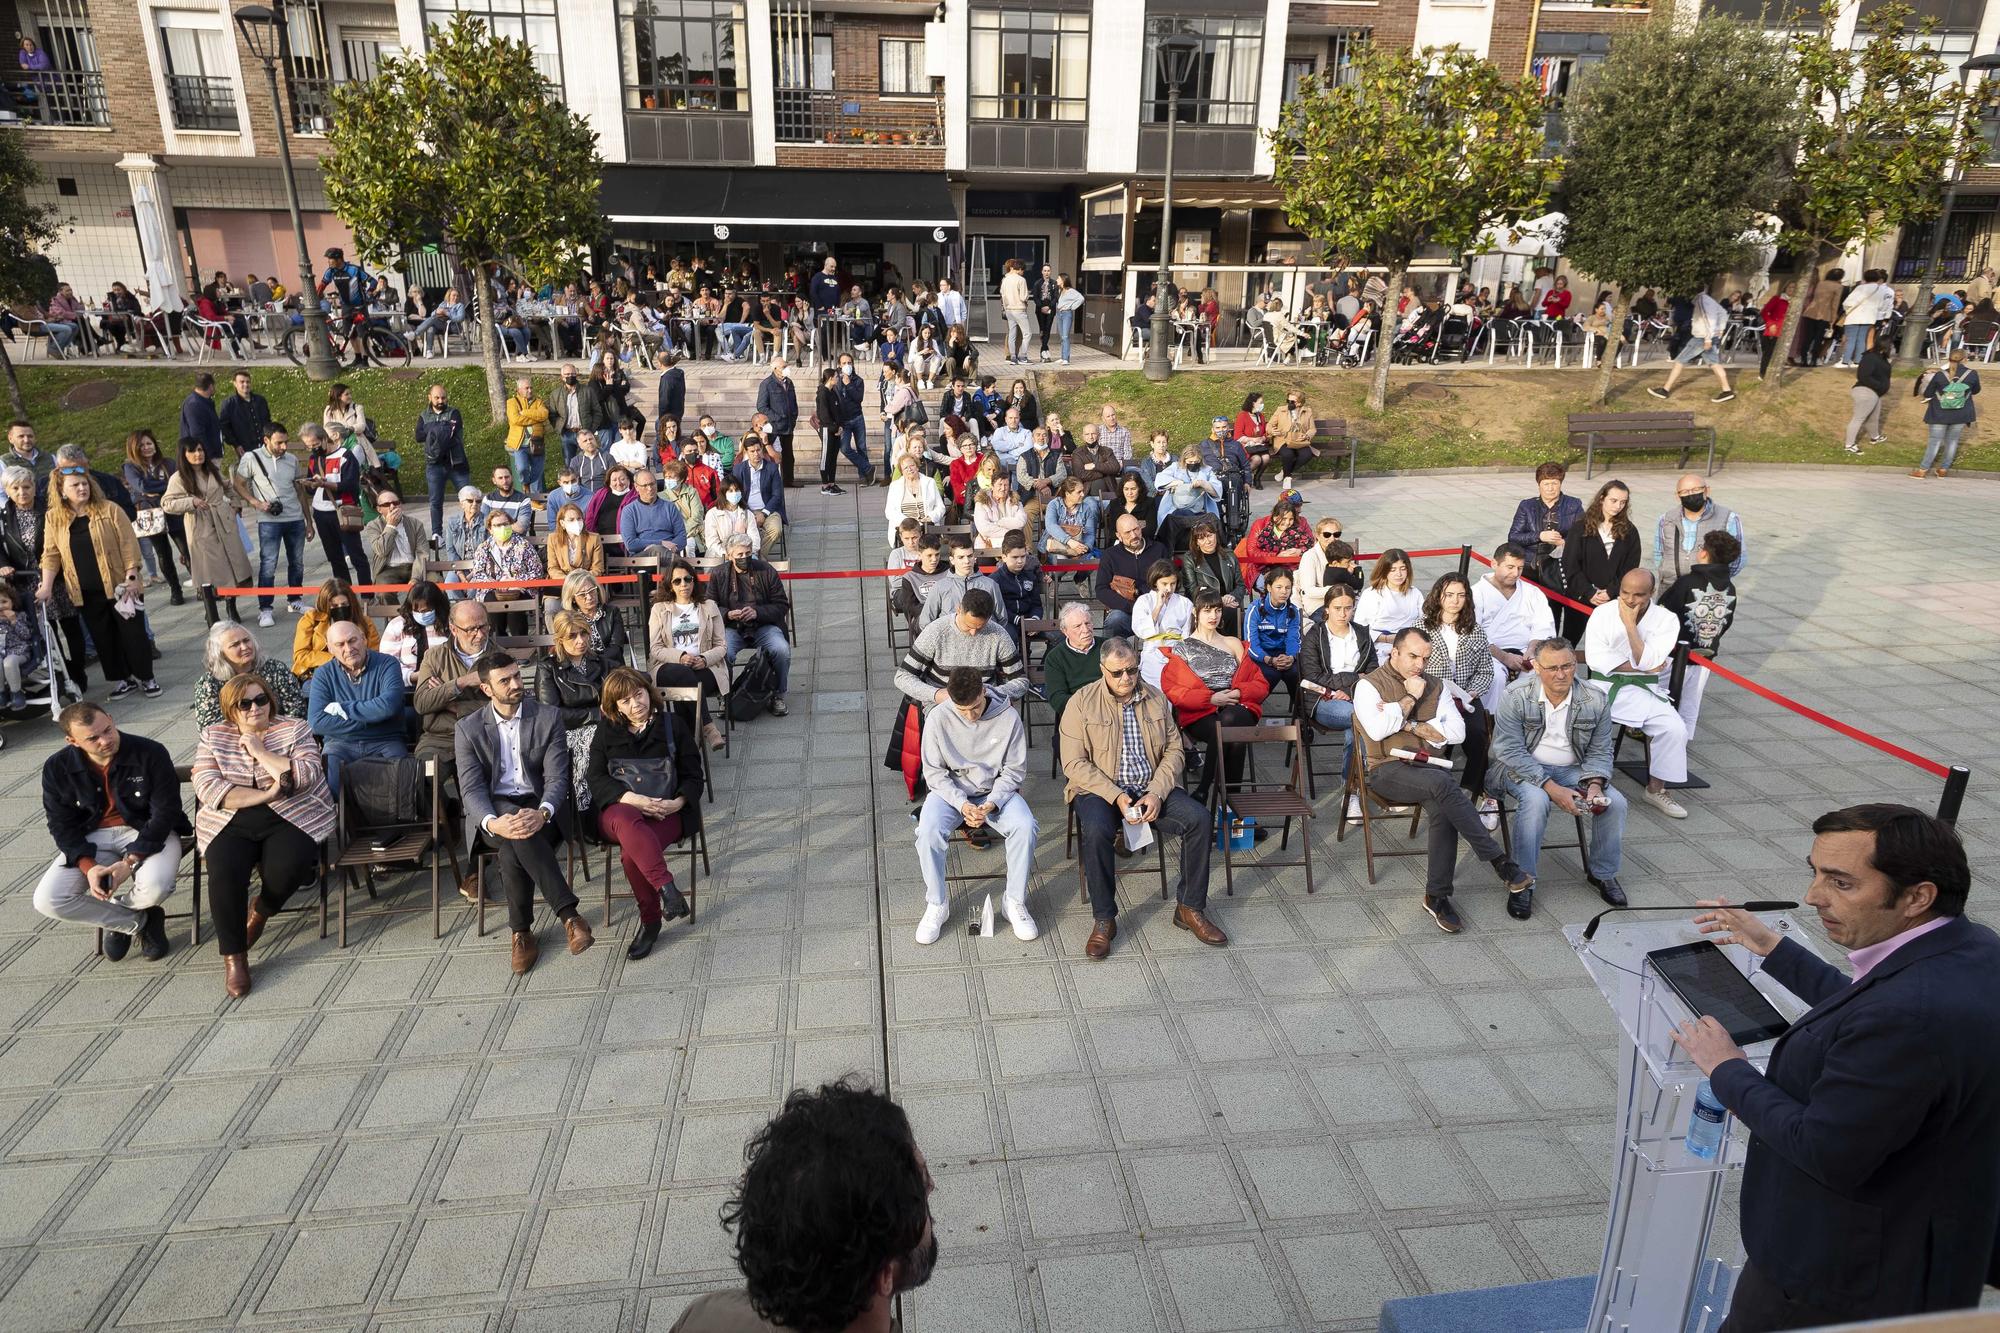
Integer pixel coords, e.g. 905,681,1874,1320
600,166,960,241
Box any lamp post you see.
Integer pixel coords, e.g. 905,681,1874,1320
1900,51,2000,362
234,2,339,381
1144,33,1203,383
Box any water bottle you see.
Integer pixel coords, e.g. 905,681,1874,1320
1686,1079,1727,1161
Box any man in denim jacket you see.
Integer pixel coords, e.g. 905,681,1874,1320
1486,638,1628,920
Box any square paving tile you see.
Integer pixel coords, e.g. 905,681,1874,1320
1127,1149,1246,1229
257,1220,399,1313
1156,1240,1290,1331
1036,1250,1160,1333
1018,1156,1130,1241
394,1210,523,1299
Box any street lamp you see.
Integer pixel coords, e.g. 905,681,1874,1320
234,2,340,381
1144,32,1203,383
1900,50,2000,362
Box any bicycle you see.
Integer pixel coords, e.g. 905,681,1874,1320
282,305,412,370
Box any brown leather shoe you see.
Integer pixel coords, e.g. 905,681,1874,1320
510,930,539,974
244,902,269,952
459,874,480,905
564,914,595,955
1084,917,1116,960
223,953,251,998
1174,905,1229,947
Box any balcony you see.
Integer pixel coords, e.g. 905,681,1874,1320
773,88,940,147
0,69,110,127
167,74,240,132
288,74,334,135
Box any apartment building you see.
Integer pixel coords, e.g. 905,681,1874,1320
9,0,1998,328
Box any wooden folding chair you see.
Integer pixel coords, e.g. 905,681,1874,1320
1211,723,1316,897
1291,680,1351,802
1334,726,1428,885
327,756,463,947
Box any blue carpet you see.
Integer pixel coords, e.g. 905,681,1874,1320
1380,1265,1736,1333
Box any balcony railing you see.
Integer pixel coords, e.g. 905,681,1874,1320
167,73,239,131
0,69,110,127
288,74,334,134
773,86,939,145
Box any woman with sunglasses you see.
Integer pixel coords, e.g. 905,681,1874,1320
538,609,615,728
161,436,250,626
291,578,378,679
647,558,728,751
557,569,628,664
39,464,159,698
192,671,337,998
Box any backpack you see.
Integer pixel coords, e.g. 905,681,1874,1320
1936,373,1972,412
728,649,778,722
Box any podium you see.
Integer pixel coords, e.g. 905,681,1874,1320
1565,914,1823,1333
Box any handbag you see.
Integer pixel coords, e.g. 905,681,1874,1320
133,507,166,539
609,755,677,801
337,503,366,533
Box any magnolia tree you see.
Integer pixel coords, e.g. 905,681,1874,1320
0,133,62,419
1562,13,1798,403
1776,1,1981,369
1268,45,1552,412
324,14,601,421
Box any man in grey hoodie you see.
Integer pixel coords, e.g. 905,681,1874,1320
912,667,1037,947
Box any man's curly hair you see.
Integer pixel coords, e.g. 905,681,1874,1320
721,1079,929,1333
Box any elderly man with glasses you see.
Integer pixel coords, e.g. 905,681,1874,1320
308,619,409,798
413,601,493,762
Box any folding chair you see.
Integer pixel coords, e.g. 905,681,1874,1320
327,756,463,947
1487,788,1587,865
569,798,709,929
1291,679,1351,802
1064,800,1170,904
657,684,717,794
1334,727,1428,885
1017,617,1057,752
1210,723,1316,897
603,555,663,641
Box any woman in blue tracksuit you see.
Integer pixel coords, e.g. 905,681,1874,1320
1243,567,1303,696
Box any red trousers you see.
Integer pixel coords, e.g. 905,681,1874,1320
597,802,683,925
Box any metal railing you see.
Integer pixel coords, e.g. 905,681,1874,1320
288,74,334,134
772,86,938,145
166,74,239,131
0,69,110,126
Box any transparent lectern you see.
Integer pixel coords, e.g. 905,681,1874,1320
1565,913,1823,1333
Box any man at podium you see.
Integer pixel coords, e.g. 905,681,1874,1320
1671,804,2000,1332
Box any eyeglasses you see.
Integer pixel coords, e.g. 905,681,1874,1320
380,501,400,509
669,575,695,585
1104,666,1139,679
1319,530,1341,540
1542,662,1577,673
237,695,270,708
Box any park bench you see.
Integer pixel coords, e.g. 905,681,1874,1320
1566,411,1716,480
1309,419,1358,489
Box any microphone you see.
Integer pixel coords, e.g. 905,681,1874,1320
1581,900,1798,943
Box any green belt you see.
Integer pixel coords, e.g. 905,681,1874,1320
1600,671,1661,711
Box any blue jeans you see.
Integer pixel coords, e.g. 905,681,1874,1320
838,417,872,484
1102,610,1132,638
719,322,752,357
1921,422,1966,471
255,519,307,610
426,460,473,534
726,623,791,695
321,736,409,800
560,428,578,469
1054,308,1074,362
1308,696,1356,778
915,791,1038,906
500,326,528,356
511,444,545,493
45,321,77,353
1839,323,1871,363
1487,762,1625,881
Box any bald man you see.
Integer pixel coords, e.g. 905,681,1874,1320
1653,474,1744,592
1581,569,1691,819
307,619,408,796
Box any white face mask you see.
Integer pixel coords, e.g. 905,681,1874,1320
562,518,583,536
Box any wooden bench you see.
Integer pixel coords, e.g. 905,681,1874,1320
1566,411,1716,480
1309,420,1358,489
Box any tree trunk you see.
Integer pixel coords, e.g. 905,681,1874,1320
0,338,22,422
1772,257,1824,390
473,268,506,425
1368,262,1405,414
1592,293,1626,405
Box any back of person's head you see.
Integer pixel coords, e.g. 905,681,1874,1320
958,587,995,622
1324,539,1355,564
1700,531,1741,568
723,1079,933,1332
1811,804,1970,917
945,666,985,708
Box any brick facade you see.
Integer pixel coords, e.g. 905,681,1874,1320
774,13,944,169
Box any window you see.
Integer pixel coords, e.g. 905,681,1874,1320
1145,14,1263,126
1532,34,1607,151
158,14,238,131
969,6,1089,122
1896,199,1996,281
881,36,926,95
618,0,750,112
773,6,831,142
1082,191,1123,264
339,33,394,82
422,0,563,90
9,0,109,127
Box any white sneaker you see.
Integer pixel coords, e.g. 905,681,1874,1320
914,902,950,945
1345,795,1363,825
1643,787,1689,819
1001,896,1039,941
258,609,275,627
1476,795,1500,831
286,599,302,614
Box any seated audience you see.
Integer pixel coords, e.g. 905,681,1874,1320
1356,548,1422,663
1043,601,1102,742
989,531,1044,627
918,538,1005,629
1354,628,1533,934
1180,519,1246,635
193,673,337,996
292,578,378,679
1422,573,1499,828
1293,515,1348,614
1043,475,1099,562
413,601,493,761
195,620,306,727
1096,513,1168,638
647,558,729,751
586,667,701,961
1132,558,1192,687
1059,638,1226,960
731,437,787,559
1160,592,1270,801
1240,493,1313,587
1562,479,1641,645
362,490,427,586
438,485,487,570
307,620,409,797
912,666,1039,944
892,535,950,634
34,702,182,961
469,506,543,636
1244,567,1303,694
380,581,450,687
1487,638,1629,918
704,472,762,558
1298,583,1377,805
538,609,615,727
546,502,605,580
618,468,688,558
1658,530,1740,742
586,467,636,537
1473,542,1558,711
713,534,793,717
1582,569,1692,819
1102,471,1158,539
557,569,629,664
972,473,1028,548
896,587,1027,712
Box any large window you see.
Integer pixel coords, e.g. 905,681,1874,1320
1532,34,1607,152
6,0,109,127
619,0,749,112
158,14,238,131
1144,14,1262,126
969,6,1089,122
881,36,926,95
423,0,562,90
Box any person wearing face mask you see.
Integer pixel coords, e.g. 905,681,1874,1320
714,534,793,717
291,578,379,679
470,507,544,637
658,460,708,557
704,477,760,559
754,354,800,489
1269,391,1318,490
1652,474,1745,592
1153,448,1222,553
380,581,451,687
834,354,873,487
547,502,605,581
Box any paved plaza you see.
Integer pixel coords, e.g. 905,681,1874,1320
0,464,1993,1332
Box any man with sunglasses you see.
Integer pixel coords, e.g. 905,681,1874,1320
1059,637,1226,960
308,620,409,799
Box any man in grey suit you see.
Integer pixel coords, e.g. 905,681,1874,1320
454,651,594,974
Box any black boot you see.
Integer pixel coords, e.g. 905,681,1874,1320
1250,462,1267,490
660,881,691,922
626,919,662,960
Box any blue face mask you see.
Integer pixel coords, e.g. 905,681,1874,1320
413,610,437,627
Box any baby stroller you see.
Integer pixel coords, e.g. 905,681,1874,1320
1,601,76,745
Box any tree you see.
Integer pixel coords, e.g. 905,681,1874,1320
0,133,64,420
323,14,602,422
1562,13,1799,403
1777,1,1978,371
1268,44,1552,412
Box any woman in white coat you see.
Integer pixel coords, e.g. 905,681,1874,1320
882,452,945,545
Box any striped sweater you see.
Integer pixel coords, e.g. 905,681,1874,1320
895,617,1028,706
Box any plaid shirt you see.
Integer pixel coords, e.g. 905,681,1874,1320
1116,698,1152,793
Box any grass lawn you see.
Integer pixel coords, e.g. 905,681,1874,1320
1038,364,1988,477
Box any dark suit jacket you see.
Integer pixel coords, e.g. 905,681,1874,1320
655,367,686,425
179,392,224,453
452,698,574,853
1710,915,2000,1316
753,372,797,433
730,460,786,522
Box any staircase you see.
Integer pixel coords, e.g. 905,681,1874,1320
628,359,769,433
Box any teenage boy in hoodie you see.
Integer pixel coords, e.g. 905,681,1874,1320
1658,530,1739,743
911,667,1038,946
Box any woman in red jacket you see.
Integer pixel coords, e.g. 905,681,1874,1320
1158,592,1271,800
1540,275,1573,320
1757,286,1789,380
1232,391,1271,490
